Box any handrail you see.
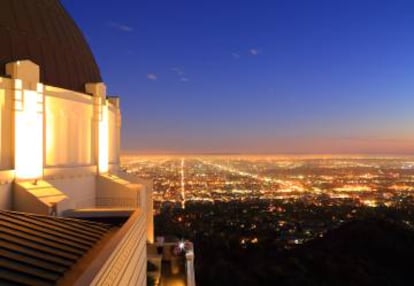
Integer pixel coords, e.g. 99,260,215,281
72,209,146,286
96,197,139,208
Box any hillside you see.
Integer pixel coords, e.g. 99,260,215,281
196,218,414,286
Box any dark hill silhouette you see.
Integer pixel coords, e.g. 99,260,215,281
196,219,414,286
275,219,414,286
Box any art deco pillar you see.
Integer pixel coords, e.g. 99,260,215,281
108,96,121,169
185,243,196,286
86,82,109,174
6,60,44,180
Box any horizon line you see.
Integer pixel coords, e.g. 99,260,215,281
120,151,414,157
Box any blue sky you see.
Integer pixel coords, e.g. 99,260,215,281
62,0,414,154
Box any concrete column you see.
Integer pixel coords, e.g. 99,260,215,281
146,181,154,243
185,243,196,286
0,71,13,171
108,96,121,167
6,60,44,180
86,82,108,174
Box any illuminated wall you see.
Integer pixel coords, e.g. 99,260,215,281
48,176,96,210
108,102,121,164
45,87,95,167
88,210,147,286
117,172,154,243
0,79,13,171
1,61,121,180
1,60,149,286
0,61,122,178
0,76,14,209
14,88,44,179
6,61,44,180
0,61,122,212
99,101,109,173
86,82,111,174
108,105,117,164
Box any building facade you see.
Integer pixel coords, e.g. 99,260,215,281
0,1,153,285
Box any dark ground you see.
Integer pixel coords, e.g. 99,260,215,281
194,218,414,286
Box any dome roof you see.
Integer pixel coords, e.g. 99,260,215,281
0,0,102,92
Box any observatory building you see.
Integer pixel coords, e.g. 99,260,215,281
0,0,154,285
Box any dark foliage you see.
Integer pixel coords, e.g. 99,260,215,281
146,275,155,286
147,261,158,272
195,219,414,286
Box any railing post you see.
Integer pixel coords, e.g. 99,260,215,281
185,242,196,286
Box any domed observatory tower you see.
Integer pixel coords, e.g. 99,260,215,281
0,0,153,285
0,1,153,284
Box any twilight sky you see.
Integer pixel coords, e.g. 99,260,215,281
62,0,414,154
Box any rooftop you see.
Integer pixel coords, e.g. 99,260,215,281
0,0,102,92
0,210,115,285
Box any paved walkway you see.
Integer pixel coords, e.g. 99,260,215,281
160,260,186,286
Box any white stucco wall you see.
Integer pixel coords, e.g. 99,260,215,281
118,172,154,243
0,78,14,210
1,62,122,214
47,175,96,211
13,181,51,215
1,60,148,285
108,105,118,164
0,78,13,171
45,87,95,167
0,183,12,210
89,210,147,286
96,174,142,208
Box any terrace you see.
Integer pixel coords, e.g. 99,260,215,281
147,239,195,286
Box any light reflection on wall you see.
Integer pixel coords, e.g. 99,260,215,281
99,99,109,173
45,100,55,166
15,87,43,179
0,88,4,167
45,92,94,167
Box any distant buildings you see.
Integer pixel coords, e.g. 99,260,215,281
0,1,153,285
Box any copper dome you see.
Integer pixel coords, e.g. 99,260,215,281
0,0,102,92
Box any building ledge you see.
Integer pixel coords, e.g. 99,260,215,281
0,210,114,285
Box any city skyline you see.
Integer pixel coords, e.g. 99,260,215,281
63,0,414,154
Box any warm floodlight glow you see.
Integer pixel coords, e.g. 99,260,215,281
45,104,55,165
15,90,43,179
99,100,109,173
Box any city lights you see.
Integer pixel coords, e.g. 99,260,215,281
122,154,414,253
123,155,414,209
